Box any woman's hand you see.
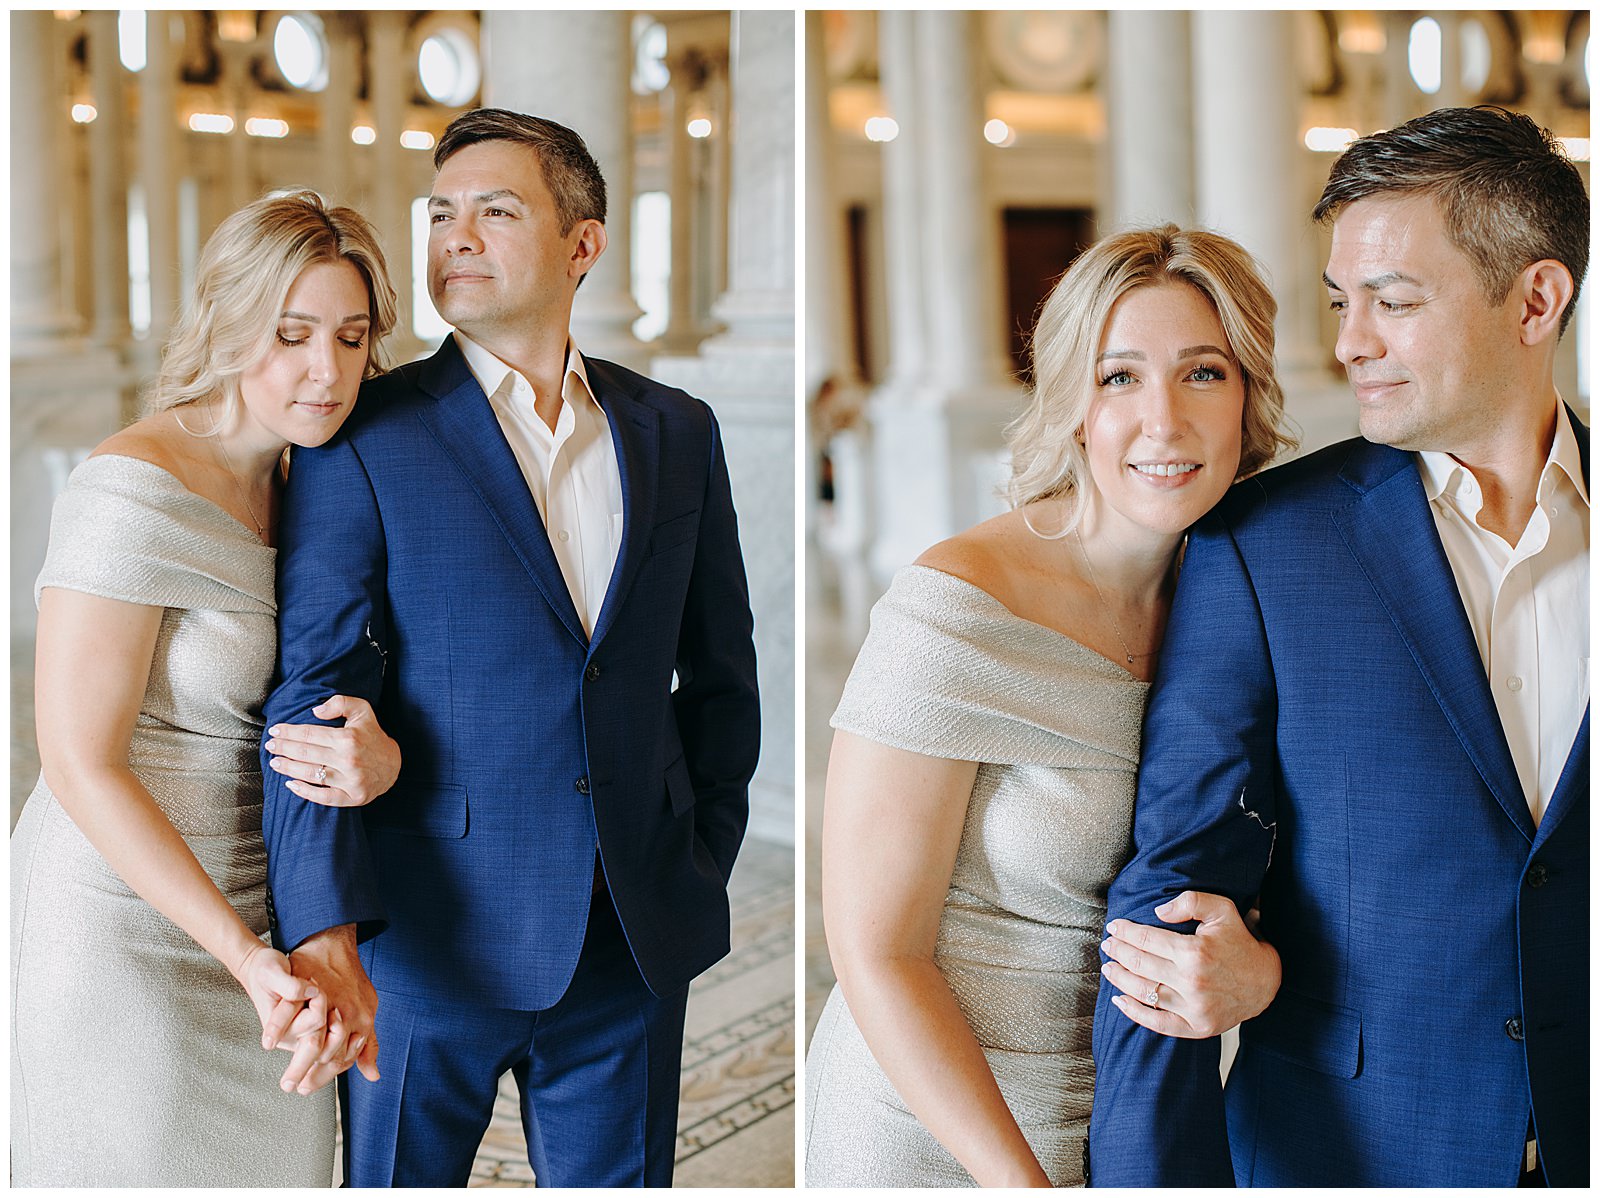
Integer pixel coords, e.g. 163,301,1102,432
273,1001,367,1096
1100,890,1282,1039
265,695,400,807
233,941,319,1051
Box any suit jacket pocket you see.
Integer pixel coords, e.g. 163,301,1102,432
1243,988,1362,1079
648,510,700,557
364,783,469,839
665,753,695,818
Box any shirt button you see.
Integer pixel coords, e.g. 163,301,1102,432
575,776,590,795
1507,676,1523,692
557,530,571,543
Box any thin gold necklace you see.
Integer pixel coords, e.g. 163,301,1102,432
214,433,269,541
1073,526,1156,665
175,405,268,541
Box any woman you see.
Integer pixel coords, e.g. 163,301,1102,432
804,226,1298,1186
11,191,402,1186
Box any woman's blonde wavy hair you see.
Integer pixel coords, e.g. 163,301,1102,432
1006,224,1297,532
143,189,399,417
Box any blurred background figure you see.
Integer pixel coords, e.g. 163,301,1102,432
9,9,795,1186
804,8,1591,1041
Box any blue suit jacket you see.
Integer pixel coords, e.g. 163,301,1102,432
1089,426,1589,1186
261,338,759,1009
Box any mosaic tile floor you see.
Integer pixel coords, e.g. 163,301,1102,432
466,837,796,1188
11,640,795,1188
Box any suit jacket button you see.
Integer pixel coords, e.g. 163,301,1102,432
1505,1016,1524,1042
585,664,601,682
575,776,590,795
1526,863,1549,888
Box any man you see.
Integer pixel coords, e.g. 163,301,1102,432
1089,106,1588,1185
260,108,760,1186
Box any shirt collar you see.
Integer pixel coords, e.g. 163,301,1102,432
1416,399,1589,511
452,330,597,411
1543,401,1589,509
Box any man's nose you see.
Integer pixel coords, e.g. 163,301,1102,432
1335,307,1380,366
443,214,482,256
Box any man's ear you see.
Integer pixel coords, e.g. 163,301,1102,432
1516,258,1574,347
569,219,607,281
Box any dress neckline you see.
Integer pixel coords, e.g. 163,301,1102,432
900,563,1148,685
82,453,277,552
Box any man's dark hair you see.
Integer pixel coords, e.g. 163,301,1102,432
1313,105,1588,337
434,108,607,234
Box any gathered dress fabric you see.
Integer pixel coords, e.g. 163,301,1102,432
10,455,335,1186
804,565,1147,1187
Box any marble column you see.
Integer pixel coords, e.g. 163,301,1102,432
803,11,853,399
10,11,81,349
219,40,254,213
866,11,1019,579
482,10,645,369
1194,11,1352,452
368,12,415,352
1105,10,1195,229
319,14,360,206
12,14,130,638
915,12,1010,387
804,11,867,553
875,10,927,388
660,53,701,353
650,11,795,846
86,9,131,347
140,10,181,353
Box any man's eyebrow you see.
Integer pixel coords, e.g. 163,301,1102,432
281,310,372,324
427,189,524,211
1323,270,1422,291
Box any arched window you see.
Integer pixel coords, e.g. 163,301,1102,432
274,13,328,92
418,29,481,107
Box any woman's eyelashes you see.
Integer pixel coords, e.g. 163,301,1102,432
1097,363,1230,388
275,331,367,350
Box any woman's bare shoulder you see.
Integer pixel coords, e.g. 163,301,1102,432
912,510,1036,604
91,414,199,482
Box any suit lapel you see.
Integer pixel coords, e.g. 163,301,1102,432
413,339,588,647
1535,408,1589,847
1329,442,1535,842
586,358,660,651
1534,707,1587,850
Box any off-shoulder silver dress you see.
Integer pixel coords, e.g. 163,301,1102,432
10,455,336,1186
804,566,1148,1187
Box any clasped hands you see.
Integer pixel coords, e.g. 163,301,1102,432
1099,891,1281,1039
238,925,380,1096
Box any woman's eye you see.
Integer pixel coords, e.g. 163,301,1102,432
276,333,307,348
1189,365,1227,382
1099,369,1134,387
340,337,367,350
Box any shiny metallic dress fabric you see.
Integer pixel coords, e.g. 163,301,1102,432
10,455,335,1186
805,565,1146,1187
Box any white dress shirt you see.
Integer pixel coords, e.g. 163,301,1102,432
455,332,623,637
1417,405,1590,826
